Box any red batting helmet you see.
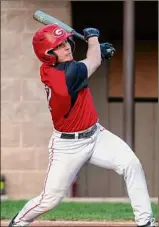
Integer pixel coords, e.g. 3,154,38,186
32,24,73,65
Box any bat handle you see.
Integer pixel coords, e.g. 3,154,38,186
72,30,86,42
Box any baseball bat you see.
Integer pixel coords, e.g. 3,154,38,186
33,10,85,41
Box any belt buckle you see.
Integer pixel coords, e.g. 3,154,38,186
78,132,85,139
78,130,91,139
78,124,97,139
83,131,90,138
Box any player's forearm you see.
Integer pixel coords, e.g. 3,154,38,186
82,37,101,78
87,37,101,66
80,28,101,78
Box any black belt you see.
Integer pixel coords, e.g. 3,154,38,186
60,124,97,139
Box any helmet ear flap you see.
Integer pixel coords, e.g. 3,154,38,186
47,49,58,65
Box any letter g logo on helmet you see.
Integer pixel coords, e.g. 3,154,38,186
52,28,64,37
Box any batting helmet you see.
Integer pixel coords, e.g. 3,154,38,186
32,24,73,65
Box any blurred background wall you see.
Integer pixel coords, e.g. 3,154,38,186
1,0,158,199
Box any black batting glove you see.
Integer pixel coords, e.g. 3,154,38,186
83,28,100,40
100,42,116,60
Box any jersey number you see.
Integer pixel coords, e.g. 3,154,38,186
44,85,52,111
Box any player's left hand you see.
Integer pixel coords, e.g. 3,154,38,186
100,42,116,60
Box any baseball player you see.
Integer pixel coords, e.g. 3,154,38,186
9,24,157,227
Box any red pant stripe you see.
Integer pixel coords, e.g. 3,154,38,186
15,139,54,224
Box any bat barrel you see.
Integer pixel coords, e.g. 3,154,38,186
33,10,86,42
33,10,53,25
33,10,73,32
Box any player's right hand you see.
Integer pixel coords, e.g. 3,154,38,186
83,28,100,40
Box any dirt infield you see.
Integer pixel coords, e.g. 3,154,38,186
1,220,136,227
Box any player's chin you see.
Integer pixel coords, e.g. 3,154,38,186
66,54,73,61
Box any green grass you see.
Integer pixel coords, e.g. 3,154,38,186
1,200,158,221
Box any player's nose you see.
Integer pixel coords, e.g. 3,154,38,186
65,45,70,51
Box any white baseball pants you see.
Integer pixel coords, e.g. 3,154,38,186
13,123,153,226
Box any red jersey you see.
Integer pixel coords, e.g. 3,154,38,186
40,61,98,132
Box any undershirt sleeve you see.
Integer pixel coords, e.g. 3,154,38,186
64,61,88,94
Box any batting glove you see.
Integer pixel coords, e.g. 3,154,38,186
83,28,100,40
100,42,116,60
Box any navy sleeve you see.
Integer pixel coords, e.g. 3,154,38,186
64,61,88,94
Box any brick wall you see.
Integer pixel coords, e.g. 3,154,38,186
1,0,72,199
